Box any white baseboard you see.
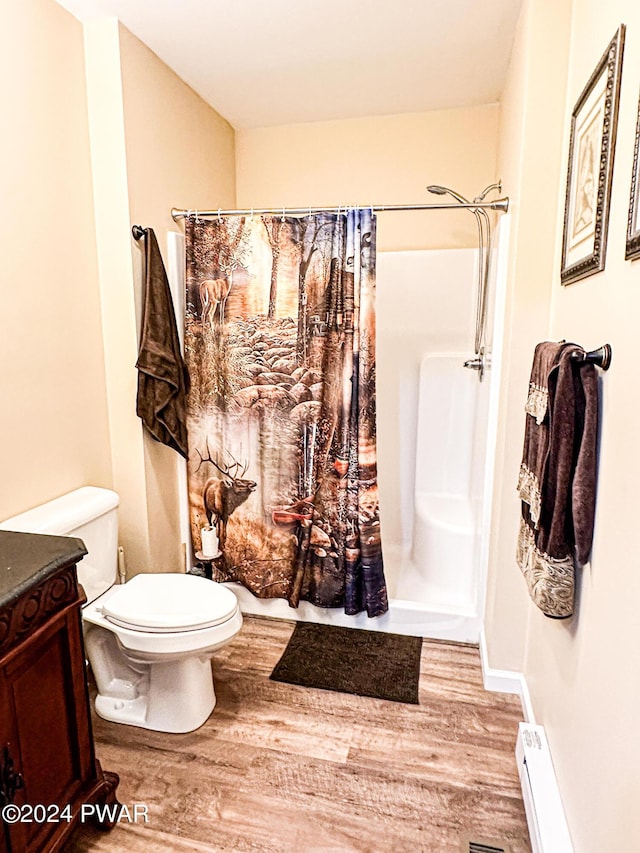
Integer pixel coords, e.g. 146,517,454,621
516,723,574,852
479,627,535,723
480,630,574,850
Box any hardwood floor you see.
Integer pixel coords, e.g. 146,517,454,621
64,616,531,853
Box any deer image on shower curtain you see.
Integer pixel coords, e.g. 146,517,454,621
184,210,387,617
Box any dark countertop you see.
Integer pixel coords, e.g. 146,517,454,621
0,531,87,610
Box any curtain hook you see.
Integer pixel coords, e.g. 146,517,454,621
281,206,286,223
217,208,222,222
195,208,199,223
250,207,254,217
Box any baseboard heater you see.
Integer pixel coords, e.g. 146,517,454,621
515,723,574,853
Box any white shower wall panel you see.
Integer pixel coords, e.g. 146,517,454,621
408,353,478,612
375,249,476,575
413,353,477,497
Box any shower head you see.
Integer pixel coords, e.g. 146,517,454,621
426,185,471,205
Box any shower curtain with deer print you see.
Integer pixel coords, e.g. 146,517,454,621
184,210,388,617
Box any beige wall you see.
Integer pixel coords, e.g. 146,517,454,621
236,107,500,251
84,20,236,575
119,24,235,255
0,6,234,571
488,0,640,848
535,1,640,849
0,0,112,521
119,23,235,575
486,0,574,670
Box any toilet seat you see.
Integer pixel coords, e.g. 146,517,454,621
101,573,238,633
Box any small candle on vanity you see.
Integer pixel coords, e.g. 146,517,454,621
201,525,219,557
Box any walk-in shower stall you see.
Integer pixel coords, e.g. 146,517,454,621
168,203,510,644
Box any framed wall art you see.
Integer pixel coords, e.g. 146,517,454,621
560,24,625,286
625,91,640,261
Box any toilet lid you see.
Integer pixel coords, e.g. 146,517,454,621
101,574,238,632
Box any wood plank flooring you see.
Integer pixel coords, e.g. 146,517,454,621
63,616,531,853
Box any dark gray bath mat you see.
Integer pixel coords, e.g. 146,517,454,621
270,622,422,704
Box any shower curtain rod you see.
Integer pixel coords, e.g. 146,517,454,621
170,199,509,220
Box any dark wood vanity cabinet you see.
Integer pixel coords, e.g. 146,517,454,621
0,531,119,852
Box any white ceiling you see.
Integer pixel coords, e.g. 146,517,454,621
56,0,522,129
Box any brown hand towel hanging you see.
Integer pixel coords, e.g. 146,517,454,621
516,341,598,618
135,228,190,458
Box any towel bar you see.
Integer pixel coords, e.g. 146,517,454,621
571,344,612,370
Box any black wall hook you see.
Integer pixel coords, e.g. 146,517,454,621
131,225,147,241
571,344,612,371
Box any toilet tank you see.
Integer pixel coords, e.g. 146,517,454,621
0,487,119,604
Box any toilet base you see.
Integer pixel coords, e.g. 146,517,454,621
83,590,242,733
94,656,216,733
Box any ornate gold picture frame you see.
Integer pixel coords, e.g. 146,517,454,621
560,25,625,285
625,90,640,261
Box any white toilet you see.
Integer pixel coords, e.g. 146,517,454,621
0,486,242,733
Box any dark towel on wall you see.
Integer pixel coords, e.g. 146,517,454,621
516,341,598,618
136,228,190,458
